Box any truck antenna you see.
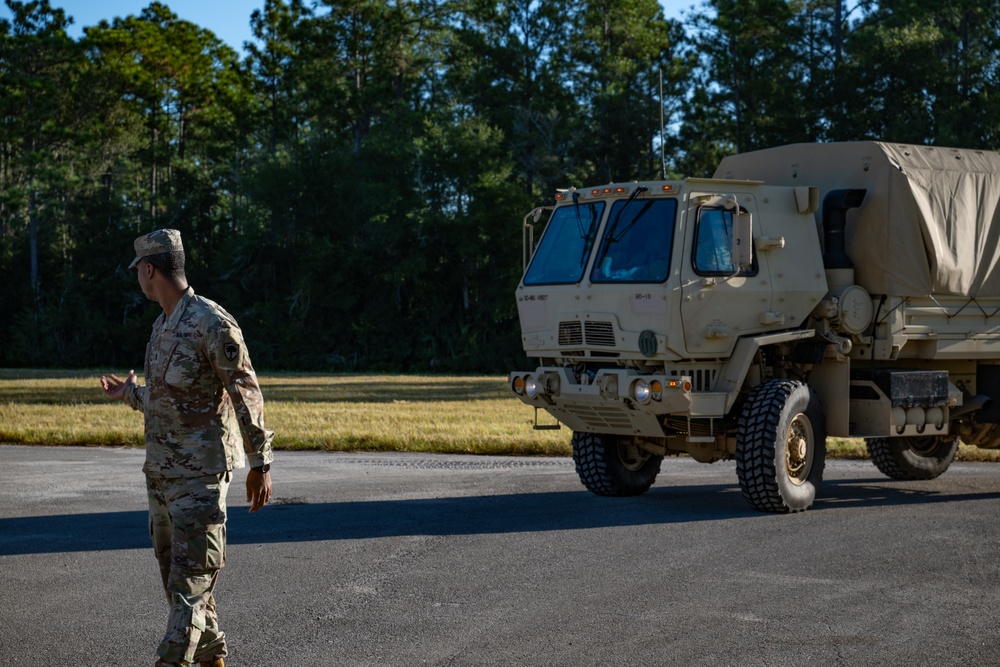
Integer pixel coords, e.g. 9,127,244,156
659,68,666,180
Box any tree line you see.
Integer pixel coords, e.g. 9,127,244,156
2,0,999,372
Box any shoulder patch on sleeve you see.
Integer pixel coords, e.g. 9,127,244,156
214,325,245,370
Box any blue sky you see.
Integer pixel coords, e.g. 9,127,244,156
1,0,704,54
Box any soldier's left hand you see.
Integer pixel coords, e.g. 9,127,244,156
246,468,272,512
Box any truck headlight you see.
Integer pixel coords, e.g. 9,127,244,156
525,374,539,398
631,379,652,404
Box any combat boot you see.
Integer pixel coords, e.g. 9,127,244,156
199,660,224,667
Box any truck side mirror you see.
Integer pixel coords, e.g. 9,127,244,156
732,211,753,268
522,206,553,270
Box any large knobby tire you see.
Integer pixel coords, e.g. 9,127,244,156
571,431,663,496
736,379,827,513
865,435,959,480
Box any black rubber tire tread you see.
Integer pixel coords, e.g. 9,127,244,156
736,379,827,513
571,431,662,497
865,436,959,480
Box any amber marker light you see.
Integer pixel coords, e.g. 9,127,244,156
650,380,663,401
511,376,525,395
662,184,674,192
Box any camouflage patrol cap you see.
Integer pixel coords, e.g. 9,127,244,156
129,229,184,269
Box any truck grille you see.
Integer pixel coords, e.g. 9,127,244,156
674,368,717,392
558,321,583,346
585,321,616,347
559,320,616,347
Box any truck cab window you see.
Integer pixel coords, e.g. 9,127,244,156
523,201,606,285
693,207,757,276
590,198,677,283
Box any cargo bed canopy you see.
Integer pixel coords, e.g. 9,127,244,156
714,142,1000,298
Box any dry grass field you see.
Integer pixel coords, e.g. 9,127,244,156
0,371,568,456
2,370,998,461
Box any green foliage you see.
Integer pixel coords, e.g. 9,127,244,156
2,0,1000,373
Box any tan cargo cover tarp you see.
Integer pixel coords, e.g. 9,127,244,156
714,142,1000,298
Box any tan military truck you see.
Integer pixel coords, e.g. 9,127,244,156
509,142,1000,512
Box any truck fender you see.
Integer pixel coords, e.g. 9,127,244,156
717,330,816,414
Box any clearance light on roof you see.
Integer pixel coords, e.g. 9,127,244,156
662,184,674,192
590,186,629,197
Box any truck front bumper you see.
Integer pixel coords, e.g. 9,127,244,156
509,366,694,436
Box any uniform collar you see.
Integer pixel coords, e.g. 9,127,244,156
162,287,195,332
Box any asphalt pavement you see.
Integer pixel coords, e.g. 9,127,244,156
2,444,1000,666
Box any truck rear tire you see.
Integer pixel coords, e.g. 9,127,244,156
736,379,827,513
865,436,959,480
571,431,662,496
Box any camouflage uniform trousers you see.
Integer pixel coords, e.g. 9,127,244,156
147,471,231,666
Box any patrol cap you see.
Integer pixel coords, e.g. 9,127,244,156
129,229,184,269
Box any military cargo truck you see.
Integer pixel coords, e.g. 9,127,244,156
509,142,1000,512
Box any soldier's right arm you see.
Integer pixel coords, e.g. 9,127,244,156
124,383,147,412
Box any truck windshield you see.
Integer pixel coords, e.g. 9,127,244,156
590,198,677,283
523,200,606,285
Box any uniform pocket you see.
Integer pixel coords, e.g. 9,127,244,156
163,340,201,390
170,476,228,574
186,522,227,571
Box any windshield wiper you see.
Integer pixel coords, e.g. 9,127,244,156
577,198,599,268
594,186,649,268
572,191,586,238
571,191,593,267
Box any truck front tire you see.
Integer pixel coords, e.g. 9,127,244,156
736,379,827,513
572,431,662,496
865,435,959,480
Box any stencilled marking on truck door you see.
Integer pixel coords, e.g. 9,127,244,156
631,292,668,314
517,293,548,329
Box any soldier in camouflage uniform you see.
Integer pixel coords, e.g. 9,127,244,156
101,229,274,667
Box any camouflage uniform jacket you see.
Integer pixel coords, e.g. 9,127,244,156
124,287,274,477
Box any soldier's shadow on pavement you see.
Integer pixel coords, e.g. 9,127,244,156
4,477,1000,556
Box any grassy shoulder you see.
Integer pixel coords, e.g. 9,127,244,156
2,370,999,462
0,371,567,456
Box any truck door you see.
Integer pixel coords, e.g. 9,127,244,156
680,194,771,357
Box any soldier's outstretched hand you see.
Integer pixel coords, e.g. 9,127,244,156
100,370,137,400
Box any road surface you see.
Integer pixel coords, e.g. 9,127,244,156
2,445,1000,666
